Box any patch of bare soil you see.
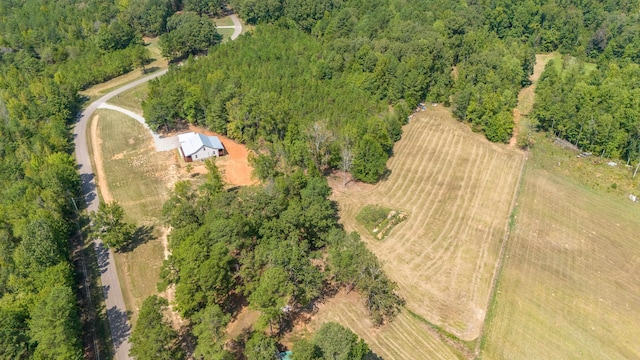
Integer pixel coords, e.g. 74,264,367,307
509,108,522,147
226,306,261,339
157,151,182,191
90,114,114,203
186,124,257,186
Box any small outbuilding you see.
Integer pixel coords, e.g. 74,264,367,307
178,132,225,162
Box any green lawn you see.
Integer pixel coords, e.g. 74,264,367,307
214,16,234,27
218,27,235,42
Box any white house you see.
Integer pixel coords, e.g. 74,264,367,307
178,132,225,162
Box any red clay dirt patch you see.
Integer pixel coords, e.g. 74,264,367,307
90,114,114,203
185,125,256,186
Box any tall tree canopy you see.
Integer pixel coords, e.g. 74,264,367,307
159,12,221,62
159,169,403,354
129,295,185,360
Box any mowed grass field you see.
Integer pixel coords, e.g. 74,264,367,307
331,107,525,341
93,109,179,321
304,292,462,360
107,82,148,113
481,136,640,359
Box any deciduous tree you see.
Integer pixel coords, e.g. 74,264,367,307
91,201,135,251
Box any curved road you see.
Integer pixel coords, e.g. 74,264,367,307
74,16,242,360
74,69,167,360
219,14,243,40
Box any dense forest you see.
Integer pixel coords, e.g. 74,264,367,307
148,162,400,358
146,0,640,183
2,0,640,358
0,0,222,358
533,58,640,161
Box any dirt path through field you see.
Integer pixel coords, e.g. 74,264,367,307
509,54,557,147
90,115,114,203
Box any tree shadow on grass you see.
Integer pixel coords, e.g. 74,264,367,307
119,225,154,253
379,168,392,182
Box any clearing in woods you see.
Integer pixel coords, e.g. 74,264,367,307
90,109,175,322
106,85,256,187
480,134,640,359
302,291,462,360
510,53,559,147
90,109,255,322
329,106,525,342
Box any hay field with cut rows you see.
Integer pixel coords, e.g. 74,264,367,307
330,107,525,342
481,136,640,359
304,291,462,360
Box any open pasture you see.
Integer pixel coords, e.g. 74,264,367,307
330,107,525,341
481,137,640,359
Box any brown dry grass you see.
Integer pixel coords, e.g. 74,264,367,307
481,135,640,359
106,82,149,114
330,107,525,341
93,110,179,322
302,291,461,360
226,307,261,339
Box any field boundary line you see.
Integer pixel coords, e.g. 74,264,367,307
405,309,473,359
473,151,527,359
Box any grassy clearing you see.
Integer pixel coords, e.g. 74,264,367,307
330,107,525,342
532,134,640,197
94,109,180,321
304,291,462,360
214,16,234,27
107,82,148,113
356,205,407,240
481,133,640,359
513,53,560,148
218,28,235,41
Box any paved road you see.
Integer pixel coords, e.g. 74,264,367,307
74,16,243,360
230,14,242,40
74,69,167,360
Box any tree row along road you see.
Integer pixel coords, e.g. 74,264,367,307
73,15,242,360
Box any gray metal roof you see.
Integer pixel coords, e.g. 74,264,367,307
178,132,224,156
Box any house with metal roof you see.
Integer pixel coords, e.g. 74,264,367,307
178,132,225,162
